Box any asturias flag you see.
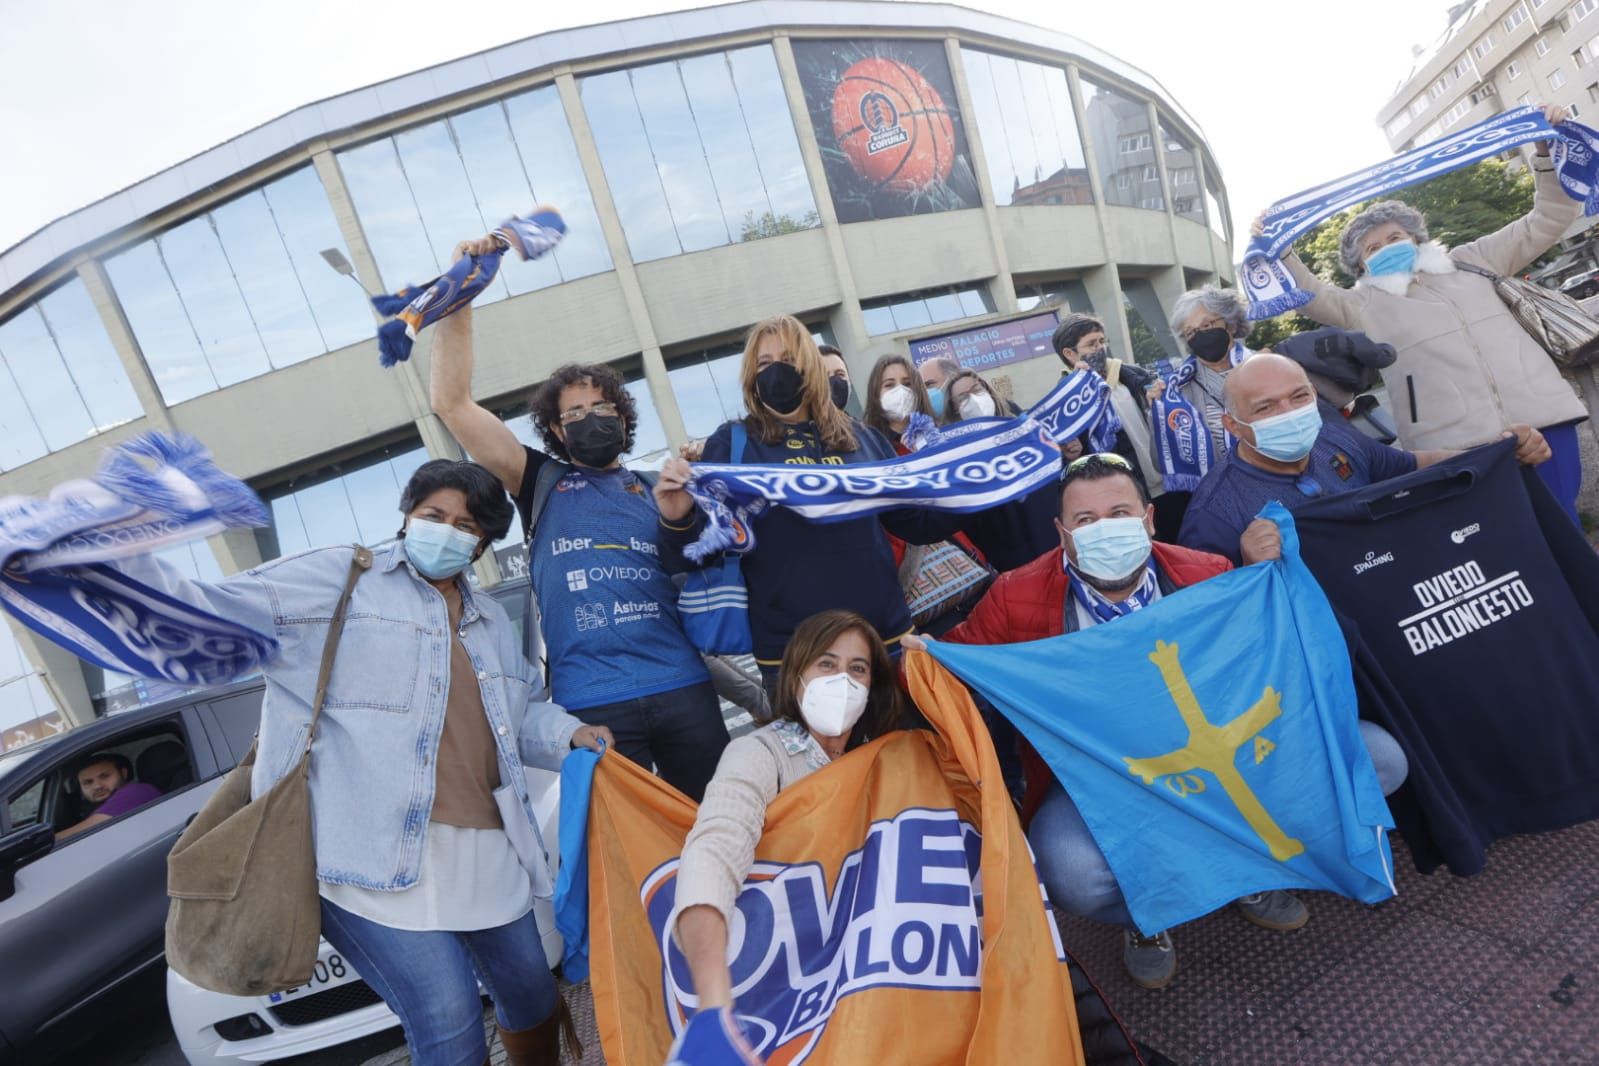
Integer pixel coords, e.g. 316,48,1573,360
555,655,1087,1065
927,512,1396,935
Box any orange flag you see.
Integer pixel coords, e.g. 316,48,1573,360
585,650,1085,1065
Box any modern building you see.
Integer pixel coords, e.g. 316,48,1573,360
0,0,1233,737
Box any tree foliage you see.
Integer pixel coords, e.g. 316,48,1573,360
739,210,822,241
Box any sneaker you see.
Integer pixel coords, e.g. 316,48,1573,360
1122,929,1176,989
1235,890,1309,931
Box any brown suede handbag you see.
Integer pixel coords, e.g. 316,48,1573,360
165,546,372,996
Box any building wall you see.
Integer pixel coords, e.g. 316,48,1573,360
0,5,1233,733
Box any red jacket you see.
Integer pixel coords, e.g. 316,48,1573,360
944,541,1232,824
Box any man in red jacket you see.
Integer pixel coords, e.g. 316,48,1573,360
909,453,1408,990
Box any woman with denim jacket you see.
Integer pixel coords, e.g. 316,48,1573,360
116,460,610,1066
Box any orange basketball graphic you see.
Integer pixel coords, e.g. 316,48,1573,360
831,56,956,193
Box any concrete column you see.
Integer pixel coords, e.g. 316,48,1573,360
77,259,173,431
206,528,264,576
945,37,1018,315
552,73,688,447
1065,67,1134,360
771,36,873,380
1146,100,1186,279
6,619,94,727
311,148,461,462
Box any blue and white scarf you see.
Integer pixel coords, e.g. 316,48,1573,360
371,207,566,366
1070,563,1158,625
1149,343,1247,493
1242,106,1599,320
0,434,278,685
682,370,1114,561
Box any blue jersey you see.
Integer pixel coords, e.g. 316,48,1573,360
517,450,708,710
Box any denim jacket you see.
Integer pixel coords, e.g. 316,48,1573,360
117,541,580,890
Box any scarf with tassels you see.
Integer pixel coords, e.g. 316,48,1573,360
1241,106,1599,320
1149,343,1247,493
0,434,279,685
371,207,567,366
683,368,1116,561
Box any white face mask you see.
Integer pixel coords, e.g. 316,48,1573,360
798,673,869,737
958,392,997,419
880,384,916,420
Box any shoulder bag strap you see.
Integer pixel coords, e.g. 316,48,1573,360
730,421,748,464
524,458,574,544
304,546,373,749
1450,257,1501,282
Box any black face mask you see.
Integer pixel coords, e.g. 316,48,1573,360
828,376,851,410
756,362,806,415
1187,327,1232,363
564,413,627,468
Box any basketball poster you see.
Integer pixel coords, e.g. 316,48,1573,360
793,39,980,222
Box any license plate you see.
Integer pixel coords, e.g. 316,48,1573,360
267,953,357,1003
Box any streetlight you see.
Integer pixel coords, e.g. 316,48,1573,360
319,248,376,297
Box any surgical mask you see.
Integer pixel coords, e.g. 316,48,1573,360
829,376,851,410
1364,241,1418,277
563,412,627,468
799,672,869,738
926,386,946,416
756,362,806,414
404,518,479,579
1240,401,1323,462
880,384,915,420
1187,327,1232,363
958,391,996,419
1068,516,1152,583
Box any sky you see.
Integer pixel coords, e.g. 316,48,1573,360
0,0,1452,257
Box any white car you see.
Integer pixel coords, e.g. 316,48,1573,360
167,765,565,1066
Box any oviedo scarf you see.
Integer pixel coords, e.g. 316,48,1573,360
1242,106,1599,320
371,207,567,366
1149,342,1247,493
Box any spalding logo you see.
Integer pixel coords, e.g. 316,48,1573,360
642,808,1057,1061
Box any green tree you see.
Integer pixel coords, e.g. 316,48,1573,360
739,210,822,242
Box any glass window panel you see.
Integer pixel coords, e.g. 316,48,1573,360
582,71,681,261
923,291,965,323
1041,64,1090,204
1160,121,1204,224
156,217,272,387
103,242,218,404
667,344,746,440
961,51,1017,200
338,138,441,294
862,305,898,336
449,103,559,296
392,121,509,305
990,57,1043,196
210,191,324,367
1080,77,1159,210
269,497,311,558
338,460,407,546
727,47,817,227
1204,164,1229,241
260,444,429,561
35,280,141,432
261,167,373,352
958,288,993,317
291,478,365,547
0,305,94,451
890,298,934,332
153,541,223,582
624,378,669,469
963,50,1090,207
629,63,729,252
503,86,613,281
680,53,773,243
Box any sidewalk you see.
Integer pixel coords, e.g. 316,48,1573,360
363,820,1596,1065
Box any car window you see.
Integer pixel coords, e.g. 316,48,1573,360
208,692,264,764
7,778,46,829
51,725,193,841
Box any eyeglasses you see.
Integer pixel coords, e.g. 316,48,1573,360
558,402,619,425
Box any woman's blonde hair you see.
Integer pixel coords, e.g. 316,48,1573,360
739,315,858,453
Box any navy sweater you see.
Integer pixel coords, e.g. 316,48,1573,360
659,417,963,664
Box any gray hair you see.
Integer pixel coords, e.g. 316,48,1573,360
1168,284,1250,341
923,356,962,383
1339,201,1428,277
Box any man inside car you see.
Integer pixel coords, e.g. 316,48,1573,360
56,753,161,840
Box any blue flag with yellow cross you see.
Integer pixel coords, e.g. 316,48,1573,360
927,509,1396,935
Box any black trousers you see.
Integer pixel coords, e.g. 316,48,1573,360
573,679,728,802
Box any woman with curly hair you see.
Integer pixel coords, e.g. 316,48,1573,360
428,233,728,801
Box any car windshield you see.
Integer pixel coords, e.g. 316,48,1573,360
0,733,68,784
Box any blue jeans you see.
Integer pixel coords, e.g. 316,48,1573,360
319,899,558,1066
1534,423,1583,528
1027,720,1410,931
574,680,728,802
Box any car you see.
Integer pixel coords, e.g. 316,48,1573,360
0,572,551,1065
1559,268,1599,301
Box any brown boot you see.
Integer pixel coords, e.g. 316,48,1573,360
498,999,581,1066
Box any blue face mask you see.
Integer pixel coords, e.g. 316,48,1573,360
1067,515,1152,583
404,518,480,579
1240,401,1323,462
926,386,946,416
1364,240,1418,277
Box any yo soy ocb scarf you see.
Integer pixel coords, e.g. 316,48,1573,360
1242,106,1599,320
0,433,278,685
371,207,567,366
1150,343,1248,493
684,369,1115,561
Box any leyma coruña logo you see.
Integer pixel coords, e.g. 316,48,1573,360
642,807,1064,1060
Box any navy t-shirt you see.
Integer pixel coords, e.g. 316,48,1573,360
516,449,709,710
1291,439,1599,873
1179,416,1416,563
